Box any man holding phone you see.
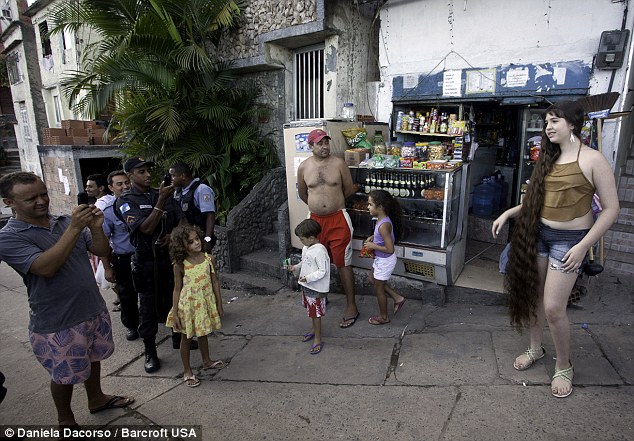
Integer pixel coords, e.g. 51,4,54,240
116,158,185,373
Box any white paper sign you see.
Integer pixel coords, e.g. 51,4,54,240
61,175,70,195
403,75,418,89
466,69,496,94
293,156,308,177
505,68,529,88
553,67,567,85
442,70,462,97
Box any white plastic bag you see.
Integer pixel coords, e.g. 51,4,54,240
94,260,111,290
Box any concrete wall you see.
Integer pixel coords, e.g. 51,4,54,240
3,21,47,176
31,6,83,126
38,144,122,215
376,0,633,167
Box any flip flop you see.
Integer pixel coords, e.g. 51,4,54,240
183,374,200,388
310,342,324,355
89,395,135,413
368,315,390,325
339,312,360,328
203,360,227,370
393,298,407,316
302,333,315,342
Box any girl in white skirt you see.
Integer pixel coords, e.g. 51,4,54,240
364,190,407,325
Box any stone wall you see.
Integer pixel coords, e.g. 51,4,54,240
222,167,287,272
214,0,317,61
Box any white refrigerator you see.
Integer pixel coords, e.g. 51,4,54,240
284,119,387,249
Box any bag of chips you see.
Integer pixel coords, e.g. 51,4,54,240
342,128,367,147
359,243,375,258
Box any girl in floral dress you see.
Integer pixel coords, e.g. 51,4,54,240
167,225,225,387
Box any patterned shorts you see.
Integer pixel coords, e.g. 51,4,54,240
301,290,327,318
29,311,115,385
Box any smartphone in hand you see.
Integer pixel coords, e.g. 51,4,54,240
77,192,90,205
163,173,172,186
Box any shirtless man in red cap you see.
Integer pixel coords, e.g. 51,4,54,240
297,129,360,328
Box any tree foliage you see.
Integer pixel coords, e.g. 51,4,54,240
48,0,278,224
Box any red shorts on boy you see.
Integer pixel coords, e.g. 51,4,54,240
301,290,327,318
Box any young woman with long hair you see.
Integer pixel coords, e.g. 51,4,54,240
492,100,619,398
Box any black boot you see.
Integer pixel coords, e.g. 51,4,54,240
143,340,160,373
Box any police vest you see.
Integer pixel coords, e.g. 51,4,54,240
176,180,206,230
116,188,180,261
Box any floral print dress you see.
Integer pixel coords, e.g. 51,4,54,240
166,254,221,338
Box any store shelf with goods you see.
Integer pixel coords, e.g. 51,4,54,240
348,166,463,250
393,104,465,137
395,130,459,138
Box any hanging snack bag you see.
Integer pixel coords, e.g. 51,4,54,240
342,128,367,147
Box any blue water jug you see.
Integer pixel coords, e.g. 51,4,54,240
472,178,494,216
499,176,509,209
489,175,502,212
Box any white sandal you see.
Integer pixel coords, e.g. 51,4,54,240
552,364,574,398
183,374,200,388
513,346,545,371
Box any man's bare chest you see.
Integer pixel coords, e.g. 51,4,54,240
305,165,341,188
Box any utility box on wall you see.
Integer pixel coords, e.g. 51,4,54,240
596,29,630,69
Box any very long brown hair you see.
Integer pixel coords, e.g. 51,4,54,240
505,101,584,331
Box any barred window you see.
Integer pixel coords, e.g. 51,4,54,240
294,45,324,120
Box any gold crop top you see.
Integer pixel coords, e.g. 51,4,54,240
541,147,595,222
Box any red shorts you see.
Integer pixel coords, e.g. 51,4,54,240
302,291,327,318
310,209,353,268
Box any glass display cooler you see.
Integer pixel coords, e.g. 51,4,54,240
347,164,470,285
515,108,544,204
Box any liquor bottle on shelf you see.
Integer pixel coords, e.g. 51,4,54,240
399,173,408,198
377,172,383,191
387,172,394,195
365,172,371,193
440,113,448,134
370,172,376,192
406,174,414,197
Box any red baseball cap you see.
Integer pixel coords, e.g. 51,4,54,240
307,129,330,144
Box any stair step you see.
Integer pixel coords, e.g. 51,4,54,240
610,223,634,234
262,233,278,250
239,248,282,278
620,200,634,209
605,249,634,276
605,249,634,265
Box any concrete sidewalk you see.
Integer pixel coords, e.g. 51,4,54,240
0,260,633,440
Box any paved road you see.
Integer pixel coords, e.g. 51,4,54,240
1,261,633,440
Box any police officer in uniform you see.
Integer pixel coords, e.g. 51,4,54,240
116,158,192,373
169,162,217,251
101,170,139,341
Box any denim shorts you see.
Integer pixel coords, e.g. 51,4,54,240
537,223,589,273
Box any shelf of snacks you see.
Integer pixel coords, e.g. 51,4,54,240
395,130,460,138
